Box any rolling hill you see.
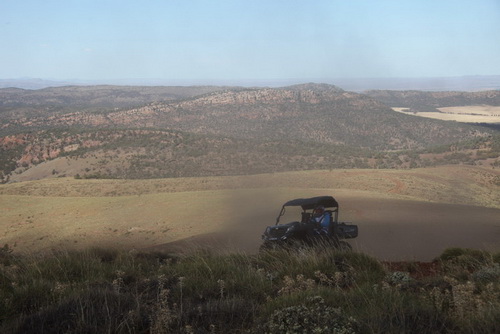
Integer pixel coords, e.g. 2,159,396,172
2,83,499,333
0,85,238,120
1,166,499,260
2,84,492,149
1,83,499,182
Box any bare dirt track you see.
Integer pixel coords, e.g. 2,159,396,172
152,192,500,261
343,195,500,261
1,166,499,261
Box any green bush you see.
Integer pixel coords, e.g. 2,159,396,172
472,264,500,285
438,248,494,280
492,251,500,264
1,247,499,333
385,271,412,286
438,247,492,263
164,251,274,301
9,288,143,334
255,246,385,289
263,295,358,334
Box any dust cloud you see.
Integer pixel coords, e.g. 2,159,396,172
157,193,500,262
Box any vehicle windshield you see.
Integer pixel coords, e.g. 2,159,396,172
277,206,308,224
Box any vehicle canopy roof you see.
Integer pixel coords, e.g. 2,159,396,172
282,196,338,210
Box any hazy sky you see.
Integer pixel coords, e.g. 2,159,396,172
2,0,499,84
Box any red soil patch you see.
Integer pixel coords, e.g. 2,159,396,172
383,261,441,279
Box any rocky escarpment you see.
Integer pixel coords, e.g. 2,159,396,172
1,84,492,152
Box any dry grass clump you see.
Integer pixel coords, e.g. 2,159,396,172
0,245,499,333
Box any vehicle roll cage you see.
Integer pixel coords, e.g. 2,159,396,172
275,196,339,225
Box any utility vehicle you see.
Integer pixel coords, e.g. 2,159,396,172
261,196,358,250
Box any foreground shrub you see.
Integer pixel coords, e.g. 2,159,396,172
0,244,14,266
1,247,499,333
163,251,274,301
438,248,490,262
360,286,450,333
384,271,412,286
255,246,385,290
7,288,143,334
471,263,500,285
438,248,494,279
263,295,358,334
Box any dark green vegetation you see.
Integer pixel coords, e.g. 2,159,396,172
0,128,371,180
1,84,499,182
1,84,492,150
1,245,498,333
366,89,500,113
0,85,235,118
2,128,499,181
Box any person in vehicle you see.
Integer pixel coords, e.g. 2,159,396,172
312,206,331,234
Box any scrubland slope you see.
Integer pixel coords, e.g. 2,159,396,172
1,166,498,260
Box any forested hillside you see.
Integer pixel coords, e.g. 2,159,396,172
2,84,492,149
1,84,498,182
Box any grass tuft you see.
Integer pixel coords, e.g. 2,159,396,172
0,246,498,333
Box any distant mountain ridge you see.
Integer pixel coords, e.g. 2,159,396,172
0,78,72,89
0,85,239,113
2,83,488,150
3,75,500,91
1,83,498,182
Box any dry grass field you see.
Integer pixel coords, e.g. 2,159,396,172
393,105,500,123
1,165,499,261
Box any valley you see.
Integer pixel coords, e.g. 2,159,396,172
2,84,499,183
1,83,499,261
393,105,500,124
3,3,499,332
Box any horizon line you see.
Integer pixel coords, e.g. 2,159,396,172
1,75,500,92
